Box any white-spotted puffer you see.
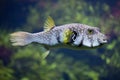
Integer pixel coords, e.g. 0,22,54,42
10,16,107,49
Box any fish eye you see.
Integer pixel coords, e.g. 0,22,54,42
87,29,94,35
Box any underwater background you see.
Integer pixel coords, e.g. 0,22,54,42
0,0,120,80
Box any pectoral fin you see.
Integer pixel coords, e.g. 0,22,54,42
63,29,73,44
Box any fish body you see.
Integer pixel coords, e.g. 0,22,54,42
10,16,107,49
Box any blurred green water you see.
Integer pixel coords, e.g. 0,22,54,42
0,0,120,80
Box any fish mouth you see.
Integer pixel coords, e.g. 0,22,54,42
98,37,108,44
90,39,108,48
102,39,108,43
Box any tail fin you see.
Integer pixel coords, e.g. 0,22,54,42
10,31,33,46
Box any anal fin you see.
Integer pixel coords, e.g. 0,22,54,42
41,50,50,59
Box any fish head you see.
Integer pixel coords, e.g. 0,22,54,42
82,26,107,47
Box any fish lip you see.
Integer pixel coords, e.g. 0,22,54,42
102,40,108,43
98,38,108,44
99,40,108,46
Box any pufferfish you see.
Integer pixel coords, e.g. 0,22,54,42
10,16,107,53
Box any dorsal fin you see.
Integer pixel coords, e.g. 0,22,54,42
44,16,55,31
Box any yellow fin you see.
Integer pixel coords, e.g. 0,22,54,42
63,29,73,44
44,16,55,31
41,50,50,60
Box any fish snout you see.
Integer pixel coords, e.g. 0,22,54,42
98,34,108,44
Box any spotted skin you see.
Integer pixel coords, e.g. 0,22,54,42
10,23,107,49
